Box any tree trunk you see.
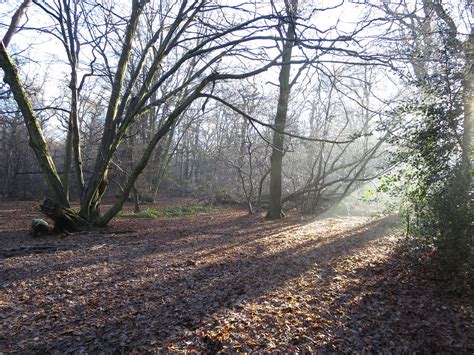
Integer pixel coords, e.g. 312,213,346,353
266,0,298,219
80,0,145,218
40,198,89,233
0,43,69,207
132,186,140,213
462,33,473,207
2,0,33,48
97,80,210,226
62,0,86,198
62,125,73,201
152,127,176,202
462,33,473,262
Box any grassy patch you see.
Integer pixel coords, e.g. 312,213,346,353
118,205,212,218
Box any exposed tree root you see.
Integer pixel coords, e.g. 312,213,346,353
40,198,90,233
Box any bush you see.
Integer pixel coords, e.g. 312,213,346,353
387,57,472,271
424,165,471,269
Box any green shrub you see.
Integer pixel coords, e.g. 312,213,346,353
386,40,472,271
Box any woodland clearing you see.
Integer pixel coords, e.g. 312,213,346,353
0,199,472,353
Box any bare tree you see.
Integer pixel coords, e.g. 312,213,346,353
0,0,289,229
0,0,405,229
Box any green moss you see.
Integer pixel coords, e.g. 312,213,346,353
118,205,212,218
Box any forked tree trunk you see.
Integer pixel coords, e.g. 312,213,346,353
40,198,89,233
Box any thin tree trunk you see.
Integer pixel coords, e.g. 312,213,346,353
62,0,85,198
70,79,85,197
62,124,73,200
152,126,176,202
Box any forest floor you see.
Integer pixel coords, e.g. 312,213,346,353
0,199,472,353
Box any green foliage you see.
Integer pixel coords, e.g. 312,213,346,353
359,189,376,202
386,29,472,271
118,209,160,218
118,205,212,218
427,166,471,265
392,123,471,270
377,176,400,194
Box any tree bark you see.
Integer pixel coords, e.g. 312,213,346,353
40,198,88,233
81,0,145,221
2,0,32,48
62,0,85,197
62,124,73,201
267,0,298,219
97,78,212,226
0,43,69,207
462,33,473,208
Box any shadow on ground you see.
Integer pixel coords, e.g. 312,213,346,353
327,243,473,353
1,210,471,353
1,212,388,351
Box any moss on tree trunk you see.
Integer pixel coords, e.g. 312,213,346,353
40,199,89,233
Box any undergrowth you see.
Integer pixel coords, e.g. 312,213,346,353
118,205,212,218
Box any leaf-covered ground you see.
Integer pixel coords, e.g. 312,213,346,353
0,200,472,353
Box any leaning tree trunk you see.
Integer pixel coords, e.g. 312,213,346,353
0,2,69,208
96,80,210,226
0,43,70,208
